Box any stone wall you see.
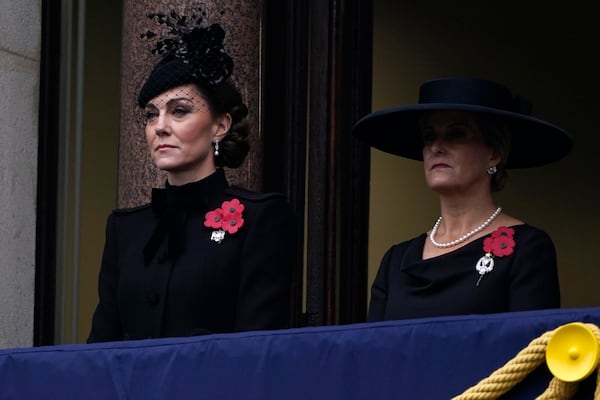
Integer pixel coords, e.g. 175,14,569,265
0,0,41,348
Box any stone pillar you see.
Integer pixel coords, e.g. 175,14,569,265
119,0,262,208
0,0,40,348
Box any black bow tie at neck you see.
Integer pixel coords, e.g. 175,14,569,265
142,202,183,266
142,191,190,266
142,171,226,266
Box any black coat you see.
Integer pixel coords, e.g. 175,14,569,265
88,169,297,342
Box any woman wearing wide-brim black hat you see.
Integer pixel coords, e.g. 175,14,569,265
353,77,572,321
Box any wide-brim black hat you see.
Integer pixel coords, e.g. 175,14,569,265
352,77,573,168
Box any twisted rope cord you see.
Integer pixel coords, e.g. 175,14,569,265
535,376,579,400
452,330,555,399
595,363,600,399
452,324,600,400
536,323,600,400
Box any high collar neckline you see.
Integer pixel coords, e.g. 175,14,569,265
151,168,229,212
144,168,230,265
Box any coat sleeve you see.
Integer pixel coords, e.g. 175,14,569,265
87,213,122,343
508,227,561,311
367,246,394,322
233,197,297,331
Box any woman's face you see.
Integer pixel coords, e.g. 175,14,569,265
421,111,500,195
144,83,230,184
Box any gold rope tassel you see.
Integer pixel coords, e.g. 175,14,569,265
453,324,600,400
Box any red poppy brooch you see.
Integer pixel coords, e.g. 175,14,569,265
204,198,245,243
475,226,515,286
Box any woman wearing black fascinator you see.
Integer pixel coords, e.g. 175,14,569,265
353,77,572,321
88,9,297,342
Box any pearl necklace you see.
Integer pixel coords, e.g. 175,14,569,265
429,206,502,248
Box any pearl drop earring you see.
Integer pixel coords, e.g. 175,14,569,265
214,141,220,157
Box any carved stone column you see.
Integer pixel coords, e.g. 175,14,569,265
118,0,262,207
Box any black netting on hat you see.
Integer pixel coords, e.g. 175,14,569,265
137,9,234,108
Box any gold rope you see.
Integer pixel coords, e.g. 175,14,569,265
535,376,579,400
595,364,600,399
451,323,600,400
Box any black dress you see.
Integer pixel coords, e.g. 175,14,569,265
88,169,297,342
367,224,560,321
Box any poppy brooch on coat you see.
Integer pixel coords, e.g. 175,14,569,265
475,226,515,286
204,198,245,244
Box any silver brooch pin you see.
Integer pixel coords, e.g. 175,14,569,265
210,229,226,244
475,253,495,286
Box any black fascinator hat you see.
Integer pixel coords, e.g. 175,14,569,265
352,77,573,168
137,9,233,107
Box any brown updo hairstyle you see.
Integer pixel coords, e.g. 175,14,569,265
472,113,512,192
197,79,250,168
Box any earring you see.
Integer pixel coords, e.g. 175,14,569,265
214,141,219,157
487,165,497,175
